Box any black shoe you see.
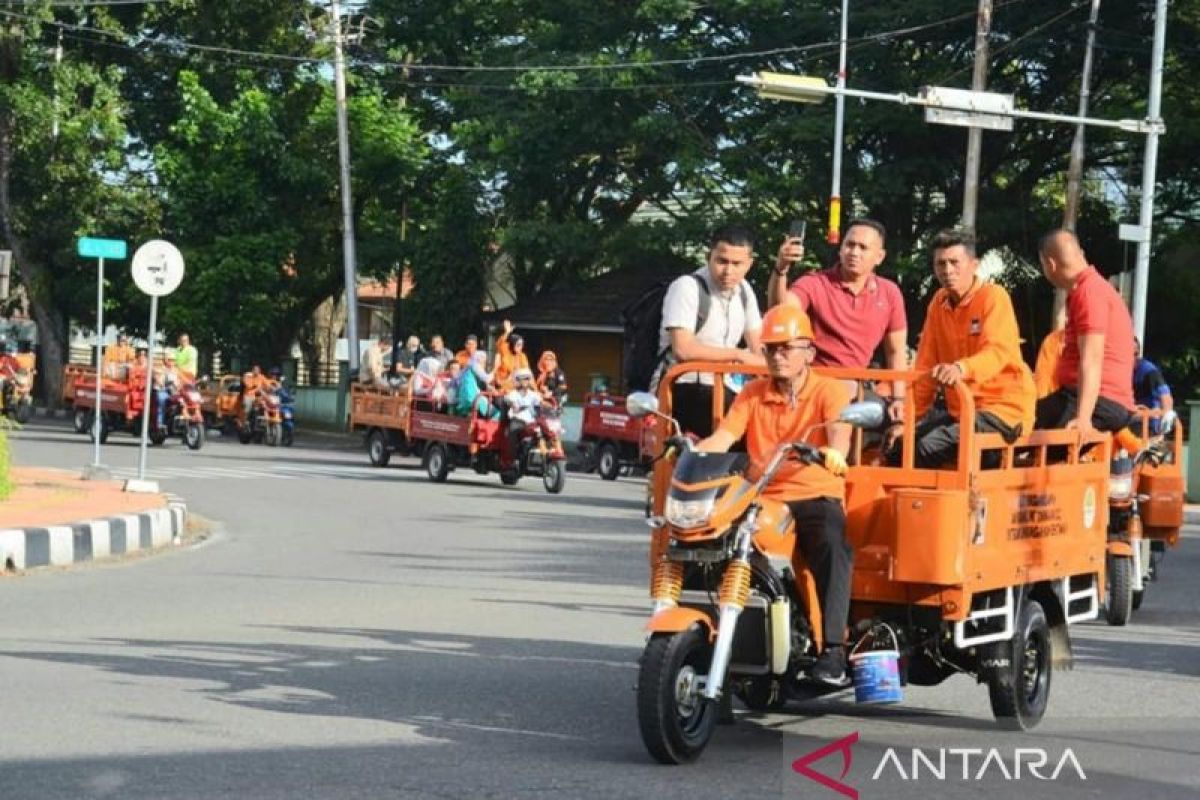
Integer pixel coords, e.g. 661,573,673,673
810,646,849,686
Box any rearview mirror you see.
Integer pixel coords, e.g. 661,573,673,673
839,398,886,429
626,392,659,418
1160,409,1178,436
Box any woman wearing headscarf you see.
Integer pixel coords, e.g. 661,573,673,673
536,350,568,407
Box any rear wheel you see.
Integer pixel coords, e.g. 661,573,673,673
987,597,1051,731
237,425,253,445
1105,554,1133,626
499,468,520,486
367,429,391,467
281,427,294,447
597,442,620,481
637,628,718,764
424,443,450,482
89,413,109,444
543,460,565,494
150,428,168,446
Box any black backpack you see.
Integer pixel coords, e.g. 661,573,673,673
621,274,749,392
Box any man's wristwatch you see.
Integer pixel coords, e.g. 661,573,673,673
772,264,789,275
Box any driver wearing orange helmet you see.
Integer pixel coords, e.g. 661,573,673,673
695,305,854,685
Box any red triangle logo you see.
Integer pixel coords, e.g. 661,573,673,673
791,731,859,799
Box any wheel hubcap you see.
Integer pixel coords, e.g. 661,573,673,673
674,666,699,717
1023,634,1045,703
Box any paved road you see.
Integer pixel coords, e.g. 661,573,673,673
1,419,1197,799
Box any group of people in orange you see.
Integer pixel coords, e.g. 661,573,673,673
359,320,568,417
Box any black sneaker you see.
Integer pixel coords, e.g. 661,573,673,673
810,646,849,686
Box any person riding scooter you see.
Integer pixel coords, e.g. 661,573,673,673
0,341,21,407
693,304,853,685
153,352,182,431
501,368,542,468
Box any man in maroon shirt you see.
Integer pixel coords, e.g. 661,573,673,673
767,218,908,423
1034,229,1135,437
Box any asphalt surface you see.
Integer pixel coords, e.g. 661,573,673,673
1,418,1198,799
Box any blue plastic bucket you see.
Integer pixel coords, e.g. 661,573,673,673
850,650,903,704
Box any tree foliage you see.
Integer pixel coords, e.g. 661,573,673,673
4,0,1200,400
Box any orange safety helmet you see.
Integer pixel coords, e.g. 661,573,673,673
760,304,815,344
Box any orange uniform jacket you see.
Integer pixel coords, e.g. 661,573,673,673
1032,328,1065,400
913,280,1035,432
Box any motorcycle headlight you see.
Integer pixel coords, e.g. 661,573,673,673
665,495,715,530
1108,473,1133,501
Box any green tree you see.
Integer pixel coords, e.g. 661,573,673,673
0,6,154,406
153,69,425,369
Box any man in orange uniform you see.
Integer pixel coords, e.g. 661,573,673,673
1035,229,1136,436
696,305,852,685
1032,303,1067,399
908,229,1035,468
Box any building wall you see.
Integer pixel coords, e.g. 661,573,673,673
520,330,621,403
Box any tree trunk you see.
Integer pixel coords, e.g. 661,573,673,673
0,101,69,410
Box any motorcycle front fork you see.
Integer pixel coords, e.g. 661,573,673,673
701,515,759,701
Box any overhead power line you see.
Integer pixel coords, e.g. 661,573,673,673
0,0,1035,76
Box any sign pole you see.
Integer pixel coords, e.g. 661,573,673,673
136,294,158,480
124,239,186,494
91,256,106,473
77,237,127,480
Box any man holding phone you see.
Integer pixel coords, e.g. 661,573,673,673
767,218,909,425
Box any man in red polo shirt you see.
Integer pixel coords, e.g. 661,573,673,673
1034,229,1135,437
767,218,908,424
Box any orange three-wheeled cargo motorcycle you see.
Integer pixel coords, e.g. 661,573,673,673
634,364,1116,764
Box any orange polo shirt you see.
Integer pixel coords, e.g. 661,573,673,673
912,280,1035,431
1032,328,1065,399
713,373,850,503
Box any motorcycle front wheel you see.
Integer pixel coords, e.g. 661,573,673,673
185,422,204,451
265,422,282,447
14,399,32,424
637,628,718,765
542,460,565,494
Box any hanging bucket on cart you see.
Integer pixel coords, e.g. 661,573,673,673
849,625,903,704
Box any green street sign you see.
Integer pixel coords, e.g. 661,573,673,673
77,237,128,260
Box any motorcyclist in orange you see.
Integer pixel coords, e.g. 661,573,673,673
694,304,853,684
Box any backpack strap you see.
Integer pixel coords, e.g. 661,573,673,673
691,274,712,333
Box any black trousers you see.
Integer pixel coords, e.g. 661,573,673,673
1035,387,1134,433
671,382,736,438
786,498,851,648
506,419,529,465
909,408,1020,469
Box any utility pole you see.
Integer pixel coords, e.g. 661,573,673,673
331,0,360,374
1131,0,1169,342
827,0,849,244
1056,0,1103,324
961,0,993,234
1063,0,1102,231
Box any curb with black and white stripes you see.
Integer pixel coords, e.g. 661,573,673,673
0,495,187,571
